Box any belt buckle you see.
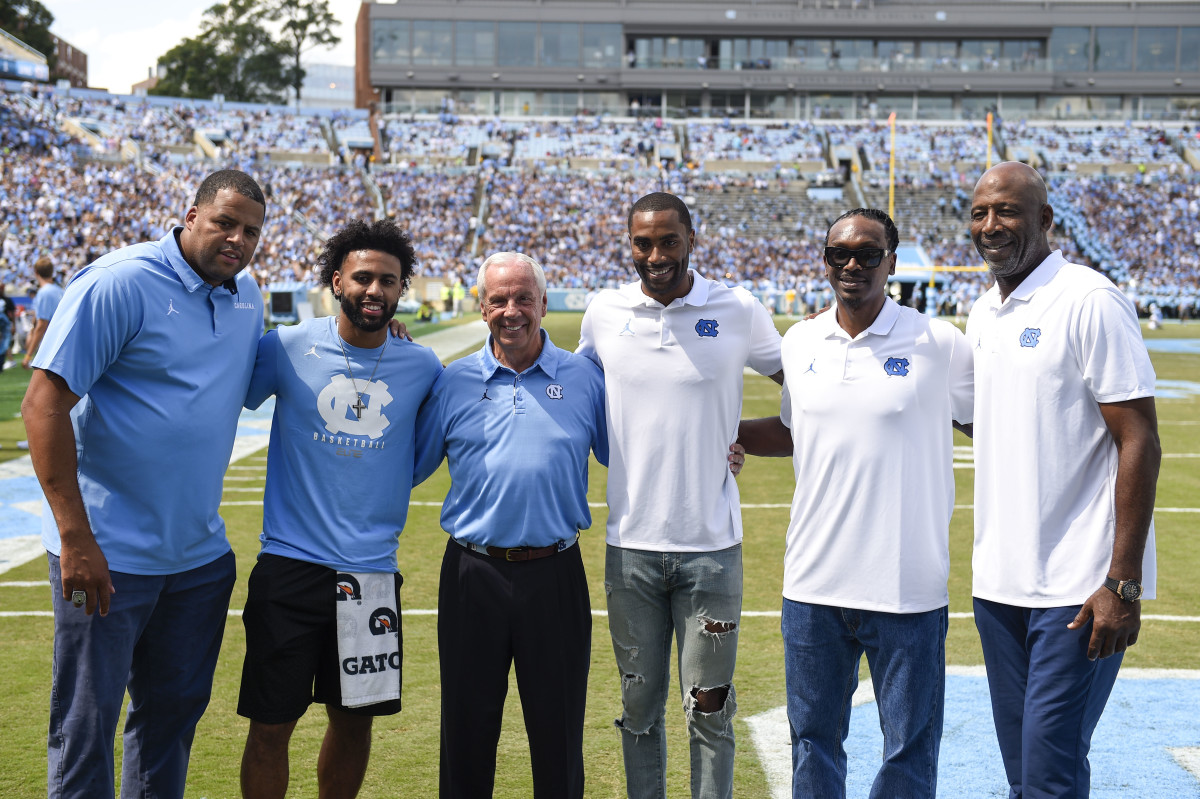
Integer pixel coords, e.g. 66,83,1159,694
504,547,523,562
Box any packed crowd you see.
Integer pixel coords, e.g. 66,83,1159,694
1009,121,1189,169
1052,173,1200,319
685,120,826,163
3,85,1197,317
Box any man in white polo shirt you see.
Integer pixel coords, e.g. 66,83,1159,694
739,208,973,798
968,162,1160,798
578,191,782,799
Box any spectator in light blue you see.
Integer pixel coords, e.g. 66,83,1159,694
22,256,63,369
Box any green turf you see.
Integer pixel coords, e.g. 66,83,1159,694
1,313,1197,797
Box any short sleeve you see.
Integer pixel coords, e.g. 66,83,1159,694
945,324,974,425
745,297,783,376
413,372,449,486
31,270,137,397
245,330,281,410
1075,287,1156,403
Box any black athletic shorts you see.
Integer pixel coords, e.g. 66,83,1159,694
237,554,403,723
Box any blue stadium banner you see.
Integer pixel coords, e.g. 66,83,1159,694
0,56,49,82
547,289,589,312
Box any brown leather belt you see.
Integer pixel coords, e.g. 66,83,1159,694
453,534,578,562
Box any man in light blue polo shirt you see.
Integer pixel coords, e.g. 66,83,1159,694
21,255,64,368
414,252,608,799
21,169,267,799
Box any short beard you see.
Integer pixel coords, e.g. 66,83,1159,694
340,295,395,332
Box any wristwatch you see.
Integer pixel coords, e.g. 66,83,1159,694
1103,577,1143,602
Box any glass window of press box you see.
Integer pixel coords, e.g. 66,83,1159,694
1050,27,1090,71
372,20,620,69
1185,29,1200,72
1094,28,1133,72
1136,28,1176,71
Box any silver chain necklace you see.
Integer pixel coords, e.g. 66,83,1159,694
337,332,388,420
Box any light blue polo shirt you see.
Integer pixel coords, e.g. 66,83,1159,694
414,330,608,549
33,228,263,575
32,282,63,322
247,316,443,572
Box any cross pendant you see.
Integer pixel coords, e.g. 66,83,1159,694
352,395,367,420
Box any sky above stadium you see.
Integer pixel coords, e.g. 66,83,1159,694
42,0,361,94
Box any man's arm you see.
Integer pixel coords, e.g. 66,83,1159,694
22,317,48,369
1067,396,1160,660
737,417,793,458
21,370,114,616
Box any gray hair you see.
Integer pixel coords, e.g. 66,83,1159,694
476,252,547,301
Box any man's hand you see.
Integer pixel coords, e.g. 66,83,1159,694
59,536,115,616
387,319,412,341
1067,586,1140,660
22,353,32,369
728,443,746,477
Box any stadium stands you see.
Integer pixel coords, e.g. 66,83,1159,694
2,81,1197,320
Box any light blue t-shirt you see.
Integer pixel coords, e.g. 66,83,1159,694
414,331,608,549
34,229,263,575
32,282,63,323
247,316,443,572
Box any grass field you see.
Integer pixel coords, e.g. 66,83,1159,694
0,313,1197,797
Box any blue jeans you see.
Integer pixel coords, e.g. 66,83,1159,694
605,544,742,799
47,551,235,799
974,598,1123,799
782,599,947,799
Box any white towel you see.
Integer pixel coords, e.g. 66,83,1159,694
335,572,402,708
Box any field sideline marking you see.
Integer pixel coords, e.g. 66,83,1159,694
218,500,1200,514
4,606,1200,623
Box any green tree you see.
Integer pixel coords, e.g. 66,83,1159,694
270,0,341,105
0,0,57,71
151,0,290,104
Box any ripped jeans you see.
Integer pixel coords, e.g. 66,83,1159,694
604,543,741,799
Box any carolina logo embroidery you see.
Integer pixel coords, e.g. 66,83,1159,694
1020,328,1041,348
166,299,180,316
883,357,911,376
318,375,392,438
695,319,719,337
546,384,564,400
335,574,362,601
369,608,399,635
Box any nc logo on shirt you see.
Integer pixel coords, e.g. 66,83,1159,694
883,357,911,377
318,375,392,438
546,383,564,400
369,608,398,635
1020,328,1042,348
695,319,719,337
335,574,362,601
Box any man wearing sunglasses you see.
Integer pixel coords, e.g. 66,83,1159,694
739,208,973,798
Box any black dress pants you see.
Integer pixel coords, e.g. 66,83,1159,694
438,539,591,799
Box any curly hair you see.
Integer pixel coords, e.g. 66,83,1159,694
317,217,416,296
825,208,900,252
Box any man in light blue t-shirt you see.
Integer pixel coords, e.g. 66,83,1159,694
21,255,64,368
22,169,267,799
238,218,442,799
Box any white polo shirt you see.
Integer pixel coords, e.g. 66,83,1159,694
578,270,783,552
781,298,973,613
968,251,1157,606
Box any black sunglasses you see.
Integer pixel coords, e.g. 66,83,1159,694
823,247,890,269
